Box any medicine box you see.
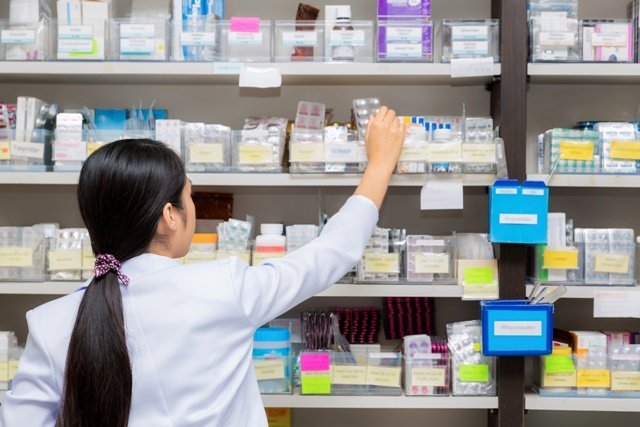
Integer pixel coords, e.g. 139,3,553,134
217,18,272,62
325,20,375,63
489,180,549,245
377,0,431,18
274,21,324,62
377,18,433,63
581,20,633,63
0,19,50,60
544,128,601,174
110,19,170,61
529,15,580,62
441,19,500,63
481,299,554,356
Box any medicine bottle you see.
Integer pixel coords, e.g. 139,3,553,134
332,5,355,62
255,224,286,253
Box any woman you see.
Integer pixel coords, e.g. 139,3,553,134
0,107,406,427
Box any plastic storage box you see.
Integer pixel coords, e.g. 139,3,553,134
609,345,640,398
396,126,428,174
529,14,580,62
581,20,633,63
0,226,47,282
253,328,292,395
332,352,368,395
55,19,107,60
441,19,500,63
184,124,231,173
404,352,450,396
365,352,403,396
0,129,52,172
274,21,324,62
405,235,456,284
217,18,272,62
110,19,170,61
538,347,577,397
177,17,218,62
232,129,284,173
377,18,433,62
325,20,374,62
0,19,50,60
289,129,325,173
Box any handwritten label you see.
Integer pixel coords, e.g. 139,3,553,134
54,139,86,161
543,372,577,388
459,364,490,382
411,367,446,387
366,366,401,388
238,145,273,165
415,253,450,274
189,144,224,164
300,353,331,372
577,369,611,388
595,253,629,274
462,143,497,163
399,145,428,161
254,359,286,381
463,267,494,285
332,365,367,385
290,143,325,163
0,141,10,160
610,141,640,160
282,31,318,46
364,253,400,273
301,374,331,394
427,142,462,162
543,249,579,269
0,248,34,267
559,141,594,161
611,372,640,391
49,250,82,271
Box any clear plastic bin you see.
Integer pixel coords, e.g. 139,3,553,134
576,346,610,397
0,129,52,172
53,131,87,172
184,124,231,173
377,18,433,63
609,345,640,398
176,18,218,62
404,353,450,396
253,355,293,395
428,140,463,174
217,18,272,62
529,16,580,62
582,229,635,286
596,122,638,175
441,19,500,63
538,349,577,397
332,352,368,395
0,19,50,60
274,21,324,62
581,20,633,63
366,352,402,396
324,127,361,173
48,228,88,281
110,19,170,61
463,117,497,174
289,130,325,173
0,226,47,282
325,20,374,62
542,128,601,175
232,129,284,173
55,19,107,60
396,126,428,174
406,235,457,284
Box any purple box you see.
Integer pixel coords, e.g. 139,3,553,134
377,0,431,18
378,19,433,62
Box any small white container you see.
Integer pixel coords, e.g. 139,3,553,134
255,224,286,254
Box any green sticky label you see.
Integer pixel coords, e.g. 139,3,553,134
464,267,494,285
301,375,332,395
544,355,575,374
459,364,490,382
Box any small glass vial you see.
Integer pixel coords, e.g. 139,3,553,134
255,224,286,253
332,6,355,62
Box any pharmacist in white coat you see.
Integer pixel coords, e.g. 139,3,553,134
0,107,406,427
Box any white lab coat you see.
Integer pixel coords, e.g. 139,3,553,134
0,195,378,427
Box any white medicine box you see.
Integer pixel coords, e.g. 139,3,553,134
110,19,170,61
441,19,500,63
325,20,374,62
274,21,324,62
0,19,50,61
217,18,272,62
529,14,580,62
581,20,633,63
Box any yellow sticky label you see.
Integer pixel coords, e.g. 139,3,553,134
611,371,640,391
86,142,104,156
332,365,367,385
49,250,82,271
0,141,11,160
366,366,402,388
610,141,640,160
184,251,217,264
543,249,579,270
410,367,446,387
82,250,96,271
399,145,428,161
254,359,286,381
238,145,273,165
577,369,611,388
265,408,291,427
189,144,224,164
428,142,462,162
252,251,286,266
595,253,629,274
543,372,577,388
217,251,251,264
290,143,325,163
364,253,400,273
0,361,8,382
8,360,19,379
462,143,497,163
559,141,594,161
0,247,34,267
415,253,450,274
473,343,482,352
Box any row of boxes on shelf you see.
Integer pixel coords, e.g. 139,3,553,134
529,0,639,63
0,332,22,392
0,17,500,63
537,330,640,398
538,123,640,175
252,321,496,397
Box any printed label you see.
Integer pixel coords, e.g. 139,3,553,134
282,31,318,46
329,30,366,46
189,144,224,164
459,364,489,382
0,141,10,160
1,30,36,44
559,141,594,161
290,143,325,163
387,43,423,58
55,139,87,161
494,321,542,337
11,141,44,160
49,250,82,271
415,253,450,274
253,359,286,381
0,247,34,267
591,33,627,47
300,353,331,372
463,283,499,299
543,249,579,269
610,141,640,160
82,249,95,270
494,188,517,195
213,62,243,74
410,367,447,387
238,145,273,165
399,144,428,161
333,365,367,385
452,41,489,56
595,254,629,274
229,31,263,45
364,253,400,273
428,142,462,162
58,38,94,54
121,24,155,38
539,32,576,46
543,372,576,388
387,27,422,42
611,372,640,391
8,360,19,379
325,143,358,163
58,25,93,39
121,38,156,54
462,143,496,163
366,366,401,388
181,32,216,47
451,26,489,41
522,189,545,196
499,214,538,225
463,267,494,285
577,369,611,388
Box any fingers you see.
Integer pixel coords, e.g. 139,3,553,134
366,114,373,137
375,106,389,122
383,108,396,126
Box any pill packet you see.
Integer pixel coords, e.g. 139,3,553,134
352,98,380,140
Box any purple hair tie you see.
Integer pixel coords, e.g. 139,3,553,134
94,254,130,286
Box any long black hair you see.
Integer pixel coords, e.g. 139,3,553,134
58,139,186,427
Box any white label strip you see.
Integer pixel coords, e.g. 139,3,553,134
330,30,366,46
387,27,422,42
499,214,538,225
58,25,93,40
282,31,318,46
494,321,543,336
1,30,36,44
181,32,216,46
121,24,155,38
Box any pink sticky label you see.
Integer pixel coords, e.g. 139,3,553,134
230,17,260,33
300,353,331,372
